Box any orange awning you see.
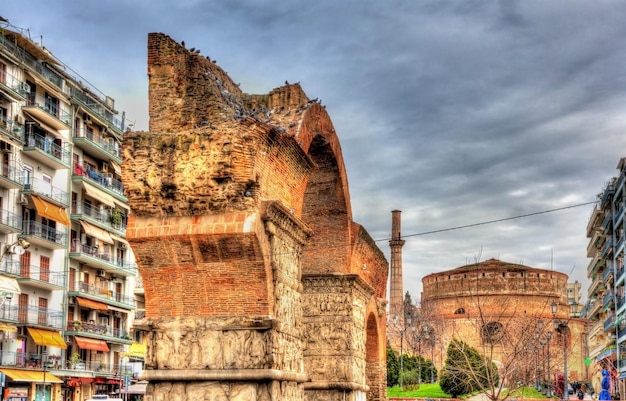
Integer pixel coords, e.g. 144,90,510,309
79,220,113,244
0,368,63,383
76,297,108,311
26,327,67,349
75,336,109,352
31,195,70,226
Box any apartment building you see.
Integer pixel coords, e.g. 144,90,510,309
585,157,626,396
0,20,143,401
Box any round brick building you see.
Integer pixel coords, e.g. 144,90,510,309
417,258,589,390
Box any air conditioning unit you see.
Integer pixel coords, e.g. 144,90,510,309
15,115,24,125
100,162,109,173
85,114,92,124
17,194,28,205
0,142,12,152
18,82,30,93
97,269,106,278
120,243,127,250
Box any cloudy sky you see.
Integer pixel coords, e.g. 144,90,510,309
4,1,626,301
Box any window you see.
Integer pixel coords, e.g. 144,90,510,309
481,321,504,343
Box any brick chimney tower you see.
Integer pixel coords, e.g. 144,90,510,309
389,210,406,325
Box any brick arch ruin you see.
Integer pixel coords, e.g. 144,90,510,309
122,32,389,401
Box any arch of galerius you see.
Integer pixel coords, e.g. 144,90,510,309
122,32,389,401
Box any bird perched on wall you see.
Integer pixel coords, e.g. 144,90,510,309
189,47,195,52
285,80,289,85
181,40,185,48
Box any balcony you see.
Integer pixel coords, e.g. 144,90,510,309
22,131,71,170
22,177,70,207
69,241,136,277
65,320,132,343
16,263,65,290
72,163,125,199
615,204,626,226
588,275,604,299
603,212,614,234
602,237,614,258
72,128,122,162
604,262,615,284
604,314,617,332
0,349,133,376
22,95,70,131
587,205,605,236
2,305,65,329
587,231,605,257
0,70,29,101
69,87,127,135
71,201,127,236
0,160,25,190
69,281,135,309
602,181,616,209
22,220,68,249
0,115,25,144
0,208,21,234
604,291,615,309
588,254,604,277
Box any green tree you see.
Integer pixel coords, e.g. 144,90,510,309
386,344,399,387
440,339,498,397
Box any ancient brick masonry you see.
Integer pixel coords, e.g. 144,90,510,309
123,33,389,401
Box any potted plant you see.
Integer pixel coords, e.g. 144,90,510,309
110,208,122,227
68,352,81,369
73,320,82,331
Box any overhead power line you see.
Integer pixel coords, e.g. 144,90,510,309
375,200,597,243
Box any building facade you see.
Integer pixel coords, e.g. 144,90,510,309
417,259,588,393
0,19,143,401
585,157,626,398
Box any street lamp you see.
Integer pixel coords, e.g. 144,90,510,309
393,315,410,389
546,331,552,397
40,351,47,401
552,301,568,401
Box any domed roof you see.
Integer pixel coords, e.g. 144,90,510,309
447,258,538,274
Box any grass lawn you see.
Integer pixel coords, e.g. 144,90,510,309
387,385,547,399
387,383,451,398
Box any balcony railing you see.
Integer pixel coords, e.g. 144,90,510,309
24,94,71,126
0,115,25,144
22,220,68,247
70,241,136,276
23,176,70,206
23,131,72,166
69,87,127,134
0,208,22,231
16,263,65,287
615,204,625,225
3,305,65,329
0,69,29,100
0,160,25,187
602,238,614,258
604,314,617,332
0,350,134,375
73,280,136,307
66,320,132,341
73,163,125,198
73,127,122,160
603,291,615,308
72,201,127,233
